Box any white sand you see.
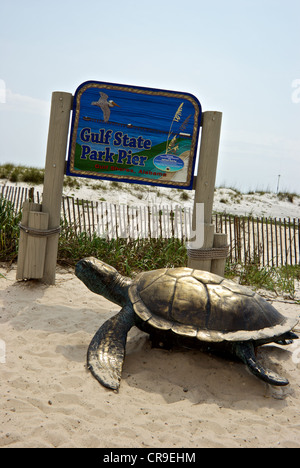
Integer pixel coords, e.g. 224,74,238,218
0,263,300,448
1,180,300,447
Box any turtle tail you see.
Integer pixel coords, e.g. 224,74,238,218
234,342,289,386
87,306,135,391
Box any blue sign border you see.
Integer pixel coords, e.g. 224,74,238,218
66,81,201,190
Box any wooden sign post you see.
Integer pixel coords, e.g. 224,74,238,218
188,111,228,275
42,92,73,284
16,92,72,285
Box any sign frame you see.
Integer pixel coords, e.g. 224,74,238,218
66,81,201,190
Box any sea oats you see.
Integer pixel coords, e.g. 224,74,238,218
179,114,191,132
173,103,184,122
166,102,184,153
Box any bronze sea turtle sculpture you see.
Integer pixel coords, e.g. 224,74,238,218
75,257,298,391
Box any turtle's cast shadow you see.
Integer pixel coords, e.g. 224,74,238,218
121,330,295,408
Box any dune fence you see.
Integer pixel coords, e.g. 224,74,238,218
1,184,299,267
0,184,42,214
214,213,299,267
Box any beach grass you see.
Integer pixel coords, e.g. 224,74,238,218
226,259,300,300
0,196,21,262
58,223,187,276
0,163,44,185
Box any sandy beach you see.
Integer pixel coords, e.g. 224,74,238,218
0,261,300,448
1,0,299,450
1,180,300,448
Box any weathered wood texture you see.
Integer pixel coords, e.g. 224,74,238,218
16,202,49,279
41,91,73,284
188,111,223,272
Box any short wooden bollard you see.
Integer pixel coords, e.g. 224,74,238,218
16,201,49,280
23,212,49,279
210,232,229,276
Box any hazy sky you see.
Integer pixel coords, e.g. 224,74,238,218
1,0,299,193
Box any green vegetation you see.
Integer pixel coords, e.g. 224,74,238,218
63,176,81,190
0,197,21,262
277,192,296,203
58,223,299,299
0,163,44,185
179,191,190,201
58,223,187,277
225,260,300,300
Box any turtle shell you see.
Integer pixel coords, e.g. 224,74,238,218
128,268,297,343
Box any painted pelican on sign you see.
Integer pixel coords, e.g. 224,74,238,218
91,92,120,122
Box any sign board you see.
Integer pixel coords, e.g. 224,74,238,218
66,81,201,189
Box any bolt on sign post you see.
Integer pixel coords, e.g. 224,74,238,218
66,81,202,190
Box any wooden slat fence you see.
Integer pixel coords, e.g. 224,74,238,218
61,196,194,242
0,184,41,213
215,214,299,267
1,184,299,267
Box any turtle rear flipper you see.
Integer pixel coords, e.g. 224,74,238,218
234,342,289,387
276,331,299,345
87,306,135,391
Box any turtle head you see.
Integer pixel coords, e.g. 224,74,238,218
75,257,131,306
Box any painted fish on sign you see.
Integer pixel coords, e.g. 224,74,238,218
66,81,201,190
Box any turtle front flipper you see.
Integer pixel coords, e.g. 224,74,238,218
87,306,135,391
234,342,289,386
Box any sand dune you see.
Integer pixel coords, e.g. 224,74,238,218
1,178,300,218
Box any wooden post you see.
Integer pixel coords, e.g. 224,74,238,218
42,92,73,284
16,201,42,279
210,232,228,276
188,111,223,272
23,211,49,278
